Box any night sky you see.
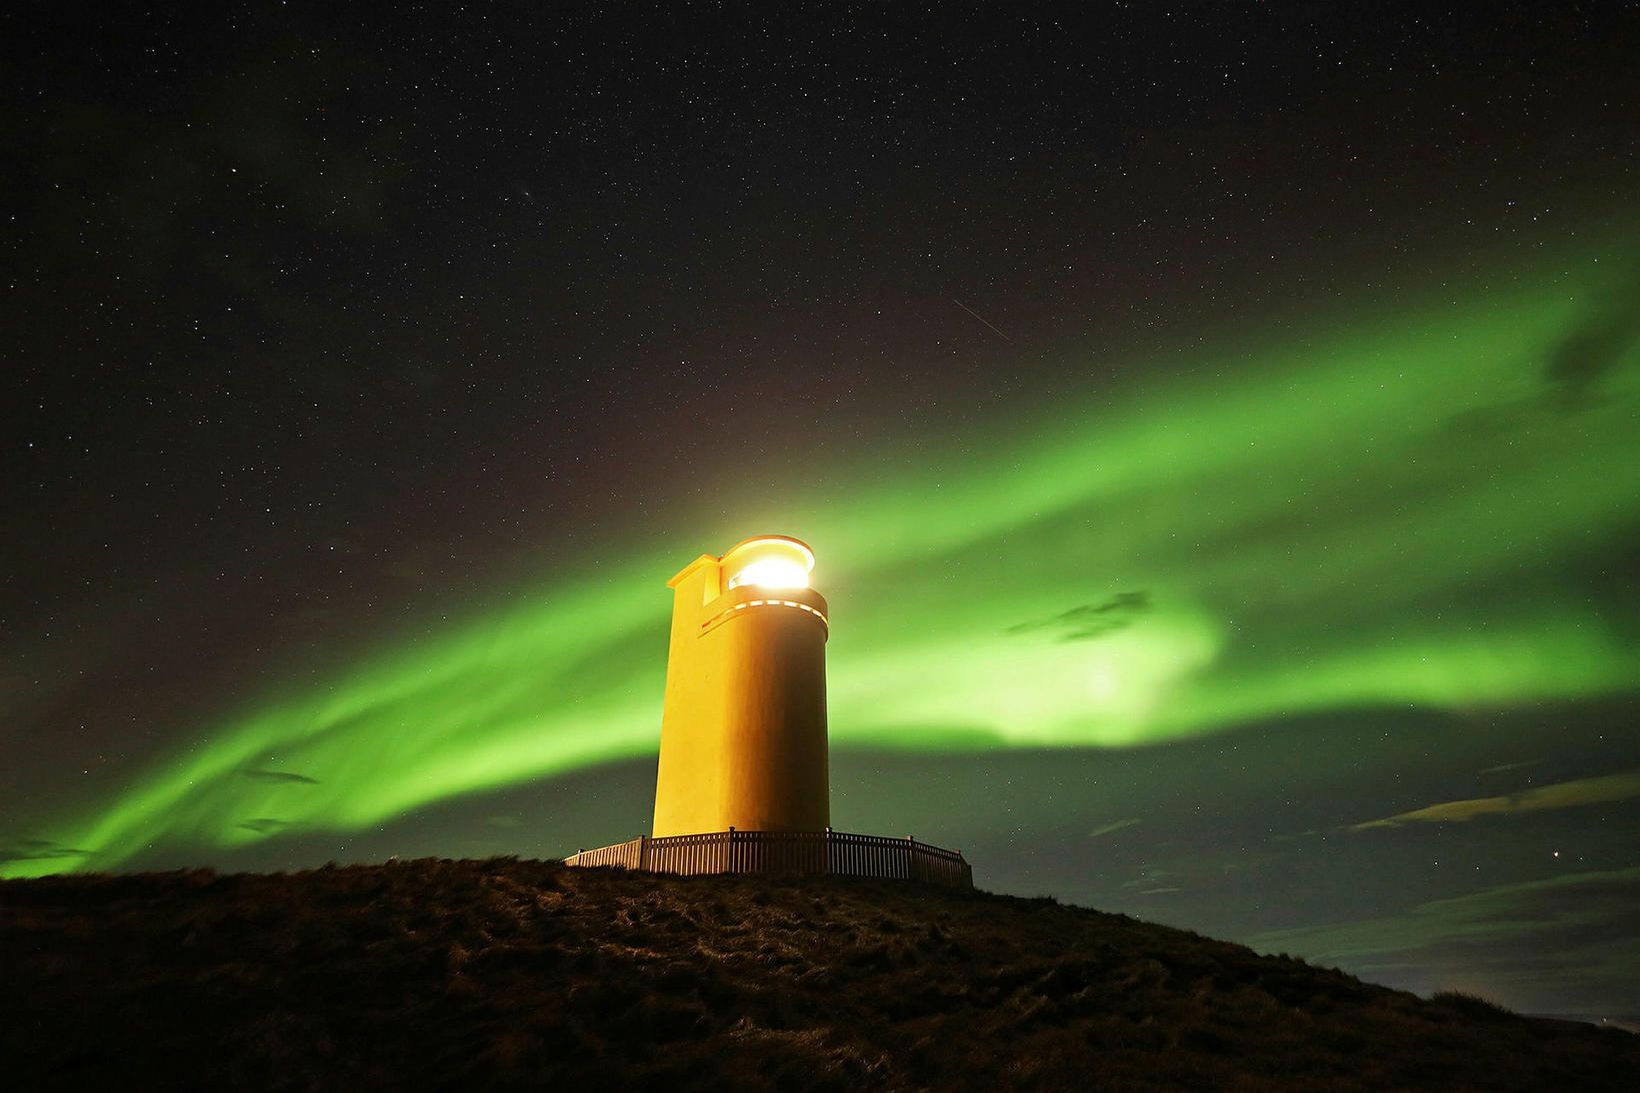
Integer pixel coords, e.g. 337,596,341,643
5,3,1638,1015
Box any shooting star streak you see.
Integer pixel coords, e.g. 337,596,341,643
953,298,1012,341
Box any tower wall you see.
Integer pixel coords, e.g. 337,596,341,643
651,553,829,837
717,601,829,831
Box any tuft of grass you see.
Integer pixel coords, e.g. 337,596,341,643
1431,989,1518,1022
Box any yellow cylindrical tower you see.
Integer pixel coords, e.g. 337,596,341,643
651,536,830,837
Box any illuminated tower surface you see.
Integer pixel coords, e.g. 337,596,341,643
651,535,830,837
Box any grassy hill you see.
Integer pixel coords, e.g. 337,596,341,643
2,857,1634,1090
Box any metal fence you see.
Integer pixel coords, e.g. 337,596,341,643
565,828,972,889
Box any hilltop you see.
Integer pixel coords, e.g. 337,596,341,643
2,858,1634,1090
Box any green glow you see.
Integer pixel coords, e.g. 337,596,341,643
8,242,1639,877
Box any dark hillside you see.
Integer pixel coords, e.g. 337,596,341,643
2,858,1634,1091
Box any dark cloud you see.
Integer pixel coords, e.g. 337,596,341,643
0,838,90,864
1007,591,1150,642
236,818,292,834
1578,522,1640,646
241,769,320,785
1441,271,1640,437
1543,273,1640,408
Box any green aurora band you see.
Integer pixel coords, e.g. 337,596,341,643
7,243,1639,878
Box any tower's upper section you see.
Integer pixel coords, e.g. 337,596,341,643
667,534,827,635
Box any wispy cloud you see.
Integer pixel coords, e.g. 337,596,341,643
1250,867,1640,961
1350,770,1640,830
1478,758,1543,777
1118,870,1180,893
1248,867,1640,1012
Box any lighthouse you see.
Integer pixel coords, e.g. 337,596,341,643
652,535,830,836
564,535,971,887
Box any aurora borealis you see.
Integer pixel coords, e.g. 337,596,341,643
5,3,1638,1015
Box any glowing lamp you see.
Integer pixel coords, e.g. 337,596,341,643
722,536,815,591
